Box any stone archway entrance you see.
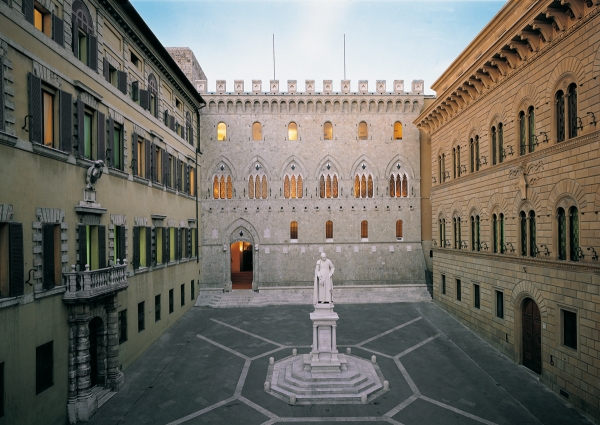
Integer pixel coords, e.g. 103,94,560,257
230,241,253,290
522,298,542,374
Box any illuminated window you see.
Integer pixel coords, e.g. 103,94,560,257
248,174,267,199
393,121,403,140
323,122,333,140
252,122,262,141
358,121,368,140
396,220,403,240
361,220,368,239
288,122,298,140
189,168,196,196
42,91,55,147
217,122,226,141
326,221,333,240
290,221,298,240
389,174,408,198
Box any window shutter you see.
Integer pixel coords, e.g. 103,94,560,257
103,57,110,82
185,164,190,194
22,0,34,24
131,133,138,176
176,159,182,190
145,139,151,179
117,226,126,263
149,142,155,181
107,116,114,166
187,228,191,258
97,111,106,161
9,222,24,297
71,15,79,58
76,99,84,157
77,224,87,270
164,227,169,262
28,73,42,144
139,89,149,110
88,35,98,71
42,224,55,290
0,55,4,132
52,15,64,47
131,81,139,102
146,227,152,267
98,225,106,269
189,126,194,146
117,71,127,94
169,116,175,131
132,226,139,270
59,90,73,153
176,229,181,260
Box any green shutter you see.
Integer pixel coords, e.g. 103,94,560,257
9,222,24,297
28,73,42,144
132,226,140,270
146,227,152,267
98,225,106,269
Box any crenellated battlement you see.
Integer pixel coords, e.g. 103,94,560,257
194,79,424,96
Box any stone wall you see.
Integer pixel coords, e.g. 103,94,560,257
166,47,207,83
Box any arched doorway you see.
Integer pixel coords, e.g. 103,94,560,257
88,317,104,387
230,241,253,289
522,298,541,374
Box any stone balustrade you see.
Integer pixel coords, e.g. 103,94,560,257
63,261,129,303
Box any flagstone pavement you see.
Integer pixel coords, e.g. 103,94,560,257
88,302,592,425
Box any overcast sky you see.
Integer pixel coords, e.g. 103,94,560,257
130,0,507,95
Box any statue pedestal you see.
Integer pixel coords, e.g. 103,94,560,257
304,303,347,373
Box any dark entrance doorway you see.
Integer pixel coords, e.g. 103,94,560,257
230,242,253,290
88,317,103,387
522,298,542,374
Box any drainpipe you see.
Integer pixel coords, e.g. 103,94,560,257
195,102,205,265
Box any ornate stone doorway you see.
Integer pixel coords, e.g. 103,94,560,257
522,298,542,374
88,317,105,388
230,241,253,290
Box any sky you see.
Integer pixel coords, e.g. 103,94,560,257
130,0,507,95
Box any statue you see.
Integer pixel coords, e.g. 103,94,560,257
86,160,105,190
313,252,334,304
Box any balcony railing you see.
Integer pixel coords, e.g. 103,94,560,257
63,260,128,303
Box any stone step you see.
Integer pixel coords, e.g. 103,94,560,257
288,361,364,385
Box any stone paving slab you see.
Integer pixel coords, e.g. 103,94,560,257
88,302,592,425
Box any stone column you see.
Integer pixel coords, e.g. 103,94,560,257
331,324,339,362
311,324,319,362
105,297,124,391
66,319,78,424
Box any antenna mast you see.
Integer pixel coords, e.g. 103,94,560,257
343,34,346,80
273,34,276,81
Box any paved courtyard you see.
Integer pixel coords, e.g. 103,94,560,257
90,302,591,425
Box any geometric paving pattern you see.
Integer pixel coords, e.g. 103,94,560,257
88,303,592,425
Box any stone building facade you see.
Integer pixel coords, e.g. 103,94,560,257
0,0,204,424
194,78,433,301
415,0,600,422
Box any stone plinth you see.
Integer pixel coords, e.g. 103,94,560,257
307,303,346,373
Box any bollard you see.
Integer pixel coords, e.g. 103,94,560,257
371,355,377,364
292,348,297,356
383,380,389,390
361,393,368,404
346,347,351,355
269,357,274,365
264,381,270,391
290,395,296,404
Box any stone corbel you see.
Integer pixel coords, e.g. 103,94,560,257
532,21,554,42
461,83,477,99
509,41,531,61
468,78,484,94
490,59,510,76
482,66,500,83
499,50,520,69
545,8,569,31
520,31,543,52
561,0,584,19
451,94,466,108
475,72,492,89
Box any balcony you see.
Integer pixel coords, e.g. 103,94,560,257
62,261,129,303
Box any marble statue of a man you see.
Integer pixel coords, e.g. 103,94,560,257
314,252,335,304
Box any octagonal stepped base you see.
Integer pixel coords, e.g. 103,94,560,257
268,354,385,404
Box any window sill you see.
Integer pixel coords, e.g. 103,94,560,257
180,258,189,263
326,239,334,243
166,187,177,194
108,167,129,180
361,238,369,242
34,285,66,300
0,296,21,309
31,143,70,161
153,263,166,270
290,239,298,243
134,267,150,274
133,176,150,185
0,130,19,147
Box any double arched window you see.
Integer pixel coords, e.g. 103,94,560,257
213,175,232,199
217,122,227,141
452,145,461,178
438,153,445,183
393,122,403,140
556,83,578,143
358,121,368,140
319,174,338,198
519,210,537,257
323,122,333,140
288,122,298,140
252,122,262,141
354,174,373,198
438,218,446,247
519,106,535,155
453,216,461,249
557,206,579,261
248,175,267,199
284,175,303,199
490,123,504,165
492,213,505,254
469,136,479,172
389,174,408,197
